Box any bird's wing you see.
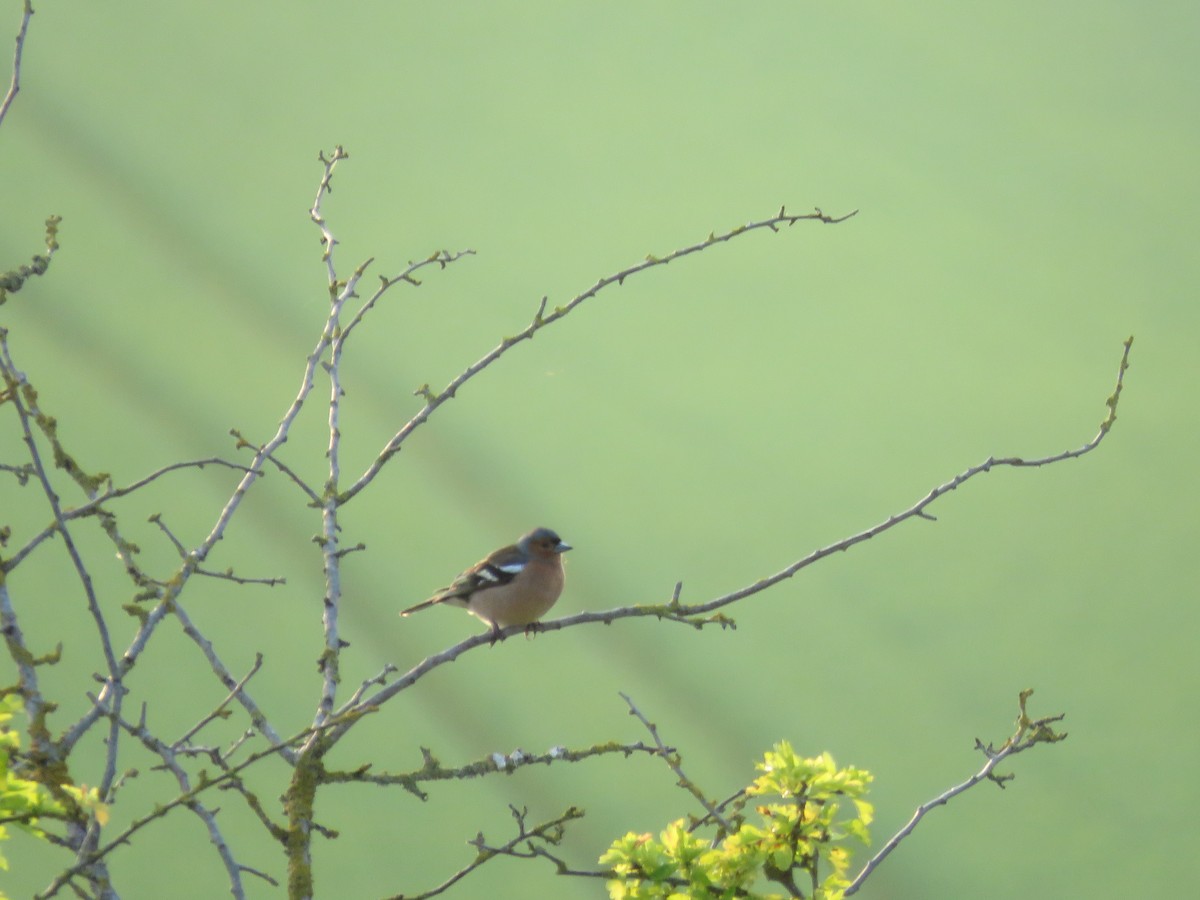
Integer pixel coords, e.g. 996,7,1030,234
400,545,526,616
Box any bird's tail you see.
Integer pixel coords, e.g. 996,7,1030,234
399,596,442,617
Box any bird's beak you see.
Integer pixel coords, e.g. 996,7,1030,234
556,542,573,553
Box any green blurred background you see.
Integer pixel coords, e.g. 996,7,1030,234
2,1,1197,897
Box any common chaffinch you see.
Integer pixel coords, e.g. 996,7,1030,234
400,527,572,640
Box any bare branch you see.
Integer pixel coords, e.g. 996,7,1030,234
304,151,477,741
681,337,1133,618
312,266,349,734
53,275,375,765
339,248,477,345
148,510,285,588
0,330,126,812
309,145,350,278
4,457,253,572
339,206,857,504
357,339,1134,730
535,336,1137,631
323,738,667,801
35,718,350,899
169,601,293,763
619,692,731,832
59,154,390,754
227,431,321,503
0,0,32,130
343,663,398,709
845,690,1067,895
382,806,587,900
84,697,264,900
4,103,1125,898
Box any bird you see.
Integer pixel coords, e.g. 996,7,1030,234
400,527,572,641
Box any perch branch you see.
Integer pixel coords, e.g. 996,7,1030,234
368,339,1133,711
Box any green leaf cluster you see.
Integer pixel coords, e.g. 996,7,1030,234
0,695,108,898
600,742,873,899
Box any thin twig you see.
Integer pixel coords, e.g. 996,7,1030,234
236,436,320,504
343,663,398,709
174,654,265,748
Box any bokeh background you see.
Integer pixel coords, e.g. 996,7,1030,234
2,2,1197,898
